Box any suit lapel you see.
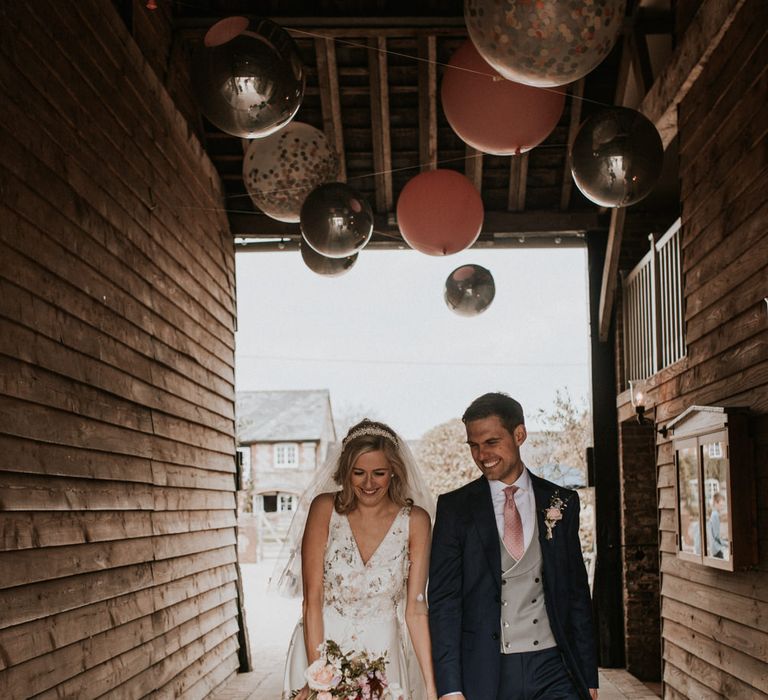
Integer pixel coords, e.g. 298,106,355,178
530,473,557,586
467,477,501,590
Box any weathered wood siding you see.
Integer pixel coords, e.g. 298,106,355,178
0,1,240,697
655,2,768,697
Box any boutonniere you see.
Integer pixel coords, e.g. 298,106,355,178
543,491,567,540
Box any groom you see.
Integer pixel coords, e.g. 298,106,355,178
428,392,598,699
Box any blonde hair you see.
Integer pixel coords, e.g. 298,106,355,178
333,419,412,514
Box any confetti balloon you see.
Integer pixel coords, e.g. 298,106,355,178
570,107,664,207
300,183,373,258
444,264,496,316
192,16,305,138
465,0,625,87
243,122,339,222
300,241,358,276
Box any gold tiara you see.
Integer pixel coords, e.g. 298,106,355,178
342,425,399,447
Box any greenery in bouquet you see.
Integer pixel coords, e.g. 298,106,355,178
292,639,403,700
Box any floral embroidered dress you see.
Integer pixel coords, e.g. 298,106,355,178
283,506,425,699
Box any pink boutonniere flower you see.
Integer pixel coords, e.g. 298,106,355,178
543,492,567,540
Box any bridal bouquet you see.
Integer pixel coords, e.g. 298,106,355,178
292,639,403,700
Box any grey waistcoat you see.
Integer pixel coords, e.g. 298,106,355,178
499,519,557,654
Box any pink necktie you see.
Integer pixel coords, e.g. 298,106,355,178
503,485,525,560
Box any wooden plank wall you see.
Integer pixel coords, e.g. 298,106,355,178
0,1,241,697
653,1,768,697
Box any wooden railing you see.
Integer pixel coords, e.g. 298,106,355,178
622,219,685,381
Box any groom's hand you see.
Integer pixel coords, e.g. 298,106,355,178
590,689,598,700
439,695,465,700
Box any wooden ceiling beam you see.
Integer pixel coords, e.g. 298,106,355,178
368,37,393,213
639,0,748,148
315,36,346,181
598,207,627,342
560,79,584,211
229,210,604,238
465,146,483,193
507,154,528,211
417,34,437,172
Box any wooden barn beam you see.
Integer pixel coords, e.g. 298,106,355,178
598,207,627,342
598,0,747,342
560,79,584,211
465,146,483,193
629,25,655,95
368,37,393,213
639,0,748,147
315,36,346,181
418,34,438,171
230,210,603,239
507,153,529,211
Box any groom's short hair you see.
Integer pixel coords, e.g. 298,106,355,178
462,392,525,435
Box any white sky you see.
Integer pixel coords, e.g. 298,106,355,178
234,245,591,440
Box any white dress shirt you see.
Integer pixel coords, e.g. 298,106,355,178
489,466,536,550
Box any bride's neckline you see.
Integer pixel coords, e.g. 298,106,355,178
344,507,405,567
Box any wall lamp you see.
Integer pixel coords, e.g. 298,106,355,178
629,378,670,437
629,379,648,425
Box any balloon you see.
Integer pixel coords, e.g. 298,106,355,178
192,16,305,138
243,122,339,223
570,107,664,207
441,41,565,155
300,183,374,258
396,170,484,256
300,241,357,276
444,264,496,316
465,0,625,87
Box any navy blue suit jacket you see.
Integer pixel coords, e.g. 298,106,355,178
428,473,598,699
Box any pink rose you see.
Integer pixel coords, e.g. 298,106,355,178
317,692,333,700
546,507,562,521
305,659,341,691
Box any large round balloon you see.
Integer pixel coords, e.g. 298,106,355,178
300,241,357,276
441,41,565,155
465,0,625,87
192,16,305,138
243,122,339,222
570,107,664,207
300,183,373,258
397,170,484,256
444,264,496,316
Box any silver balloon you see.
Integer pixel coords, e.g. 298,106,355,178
444,264,496,316
570,107,664,207
193,16,304,138
300,183,373,258
300,241,357,277
465,0,625,87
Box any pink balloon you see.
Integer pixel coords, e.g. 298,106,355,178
441,41,565,155
396,170,484,255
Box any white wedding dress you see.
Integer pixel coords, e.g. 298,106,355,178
282,506,426,699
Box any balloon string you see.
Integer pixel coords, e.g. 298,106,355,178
226,146,568,203
287,26,606,105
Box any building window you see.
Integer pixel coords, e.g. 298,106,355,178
279,494,298,512
262,494,277,512
274,443,299,468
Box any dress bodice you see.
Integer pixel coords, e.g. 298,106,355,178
323,506,411,622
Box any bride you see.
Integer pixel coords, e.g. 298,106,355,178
274,419,438,700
